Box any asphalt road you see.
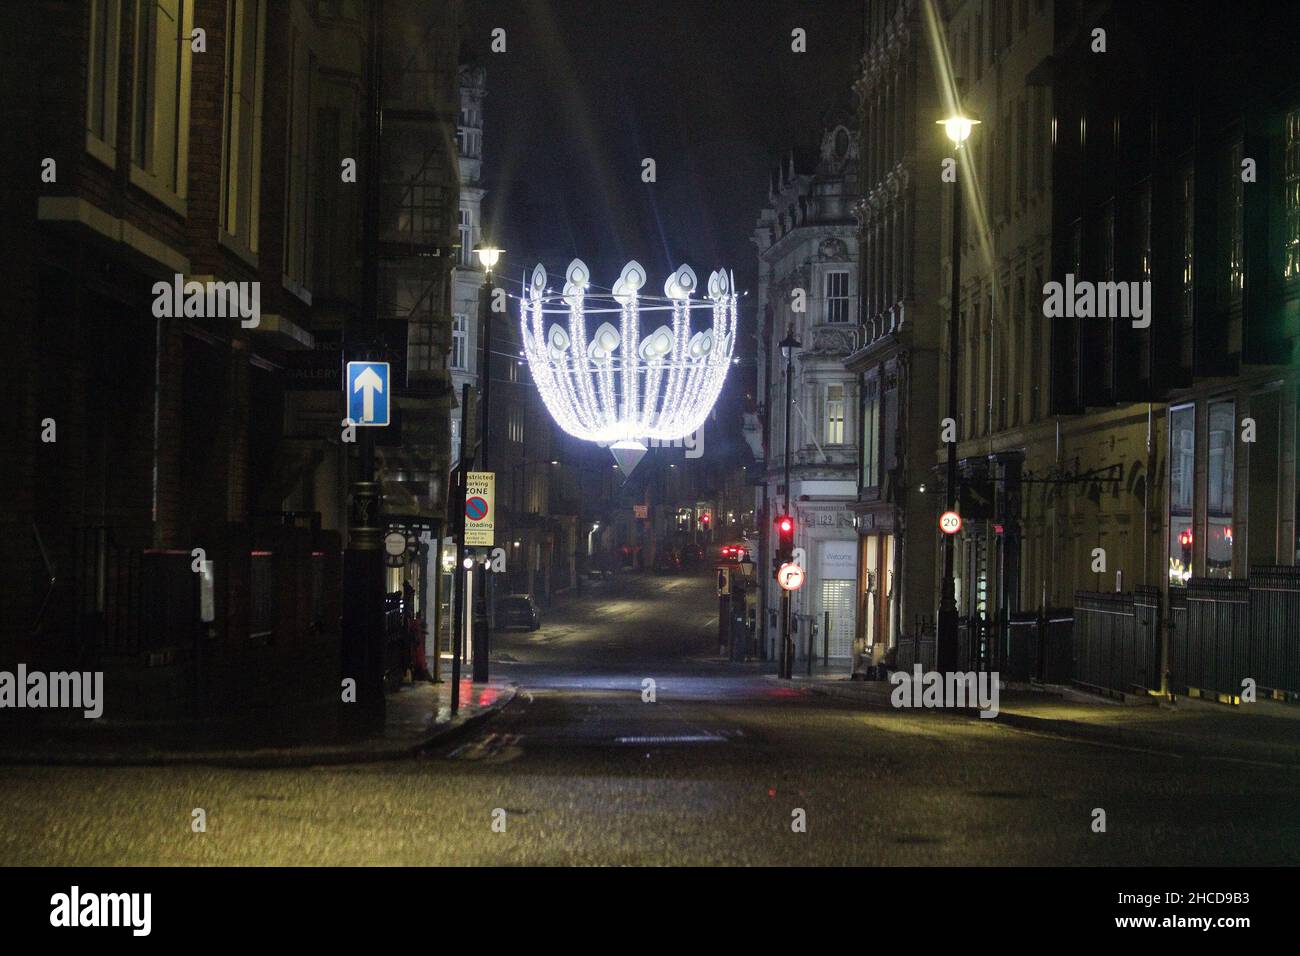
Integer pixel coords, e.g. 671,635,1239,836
2,572,1297,865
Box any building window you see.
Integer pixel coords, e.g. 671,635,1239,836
407,320,434,375
1102,198,1115,393
383,174,445,244
1016,97,1028,208
1001,104,1013,219
1285,109,1300,280
221,0,264,254
1168,403,1195,586
283,17,313,286
450,313,467,370
1136,179,1153,381
1137,179,1153,281
132,0,193,200
1207,399,1235,577
824,383,846,445
459,208,473,265
87,0,121,161
508,404,524,444
396,274,437,374
861,380,880,487
825,270,849,323
1226,141,1245,299
1180,164,1196,368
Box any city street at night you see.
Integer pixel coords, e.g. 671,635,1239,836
4,571,1295,867
4,0,1300,934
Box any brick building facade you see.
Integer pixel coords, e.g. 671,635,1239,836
2,0,462,723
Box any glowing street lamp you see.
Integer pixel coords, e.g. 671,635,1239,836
473,242,503,273
937,115,980,146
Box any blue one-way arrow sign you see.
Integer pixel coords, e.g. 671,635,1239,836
346,361,390,426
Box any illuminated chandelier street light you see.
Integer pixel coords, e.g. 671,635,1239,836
520,259,738,464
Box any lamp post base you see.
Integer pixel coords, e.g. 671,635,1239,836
936,602,959,673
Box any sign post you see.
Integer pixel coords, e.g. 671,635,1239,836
464,470,495,684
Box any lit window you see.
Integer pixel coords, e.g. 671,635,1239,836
1168,403,1195,586
132,0,194,199
1206,400,1235,578
508,405,524,444
450,314,467,371
824,383,845,444
459,209,472,265
87,0,121,159
861,381,880,486
221,0,264,252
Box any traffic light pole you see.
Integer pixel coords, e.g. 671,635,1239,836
781,589,792,679
780,341,795,680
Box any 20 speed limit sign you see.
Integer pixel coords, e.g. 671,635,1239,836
777,562,805,591
939,510,963,535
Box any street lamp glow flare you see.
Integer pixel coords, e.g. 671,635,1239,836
521,259,738,449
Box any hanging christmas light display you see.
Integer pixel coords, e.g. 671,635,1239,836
520,259,738,456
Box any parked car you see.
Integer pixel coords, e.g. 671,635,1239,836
495,594,541,631
680,544,705,569
653,550,682,574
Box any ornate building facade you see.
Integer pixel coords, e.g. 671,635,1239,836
755,123,862,669
845,0,946,670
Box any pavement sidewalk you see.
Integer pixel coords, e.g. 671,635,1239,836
0,676,516,768
788,672,1300,766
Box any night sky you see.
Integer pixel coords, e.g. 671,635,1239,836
466,0,862,305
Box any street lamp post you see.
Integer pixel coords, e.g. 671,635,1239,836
340,0,387,733
779,325,801,680
472,242,502,684
936,114,978,672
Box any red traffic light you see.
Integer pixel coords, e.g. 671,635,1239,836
1179,528,1193,548
777,516,793,534
701,513,711,526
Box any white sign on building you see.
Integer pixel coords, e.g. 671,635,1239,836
820,539,857,579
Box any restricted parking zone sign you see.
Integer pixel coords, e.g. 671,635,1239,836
465,471,495,546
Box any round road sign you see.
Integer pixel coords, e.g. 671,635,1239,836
939,510,963,535
466,496,489,521
777,562,805,591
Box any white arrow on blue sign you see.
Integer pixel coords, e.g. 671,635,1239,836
346,361,390,426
